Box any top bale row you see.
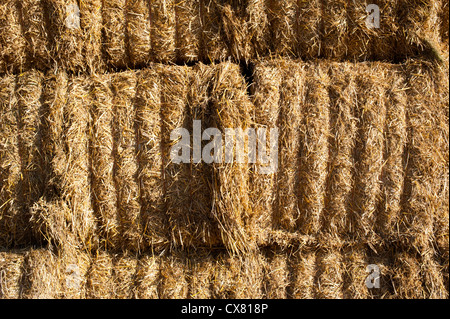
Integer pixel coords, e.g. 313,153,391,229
0,0,448,75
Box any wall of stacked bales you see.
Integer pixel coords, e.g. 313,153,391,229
0,0,448,299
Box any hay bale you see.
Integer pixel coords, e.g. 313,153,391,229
274,61,305,233
321,0,348,60
188,250,214,299
111,71,142,252
0,250,24,299
262,250,289,299
80,0,104,73
102,0,128,68
134,254,160,299
112,253,138,299
210,62,254,253
289,250,315,299
366,249,394,299
58,247,91,299
391,251,425,298
86,251,114,299
90,74,120,250
159,253,189,299
127,0,151,67
0,75,23,247
315,249,344,299
20,0,50,70
150,0,176,63
20,248,61,299
421,250,448,299
440,0,449,45
135,69,167,248
297,64,330,236
201,0,228,62
342,245,370,299
322,62,358,244
297,0,321,58
246,0,270,59
377,66,407,240
211,252,264,298
46,0,84,72
175,0,202,63
250,62,281,244
0,1,26,74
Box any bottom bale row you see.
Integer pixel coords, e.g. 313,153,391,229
0,246,447,299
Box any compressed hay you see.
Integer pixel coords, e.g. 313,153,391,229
135,69,167,248
127,0,151,67
0,250,24,299
297,64,330,236
150,0,176,63
366,249,394,299
134,254,160,299
250,62,281,244
111,71,142,252
201,0,228,62
265,0,298,57
188,250,214,299
391,251,425,298
274,61,304,233
112,253,138,299
86,251,114,299
314,249,344,299
246,0,270,58
342,245,370,299
90,74,120,250
80,0,104,73
0,1,26,74
46,0,84,73
102,0,128,68
421,250,448,299
210,62,254,253
175,0,202,63
377,66,407,240
295,0,321,59
58,247,91,299
321,0,348,60
350,63,387,243
20,0,50,69
440,0,449,45
289,250,315,299
262,250,289,299
211,252,264,299
20,248,61,299
322,62,358,244
159,253,189,299
0,75,23,247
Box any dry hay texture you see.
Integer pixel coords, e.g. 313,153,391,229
0,0,449,74
0,0,448,300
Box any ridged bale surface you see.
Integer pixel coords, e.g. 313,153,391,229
134,254,160,299
0,250,24,299
188,251,214,299
176,0,202,63
112,253,138,299
127,0,151,67
150,0,176,63
297,0,321,59
262,250,289,299
102,0,128,68
342,245,370,299
201,0,228,62
289,250,316,299
159,252,189,299
314,249,344,299
80,0,104,73
86,251,114,299
321,0,348,60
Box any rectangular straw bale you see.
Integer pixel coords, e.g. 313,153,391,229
275,61,305,233
211,252,264,298
20,0,50,69
175,0,202,63
250,62,281,244
263,250,289,299
265,0,298,56
289,250,316,299
421,251,448,299
201,0,228,62
342,245,370,299
90,74,119,250
135,69,167,248
0,75,22,247
0,250,24,299
188,250,214,299
159,253,189,299
322,62,358,244
46,0,84,73
127,0,151,67
297,0,321,58
150,0,176,63
86,251,114,299
246,0,270,58
321,0,348,60
377,66,407,241
102,0,128,68
20,248,61,299
350,63,387,243
58,247,91,299
391,251,425,298
297,64,330,236
366,250,394,299
112,253,138,299
314,249,344,299
210,62,254,253
0,1,26,74
134,254,160,299
79,0,104,73
111,71,141,252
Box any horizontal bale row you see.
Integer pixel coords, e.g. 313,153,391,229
1,0,448,74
